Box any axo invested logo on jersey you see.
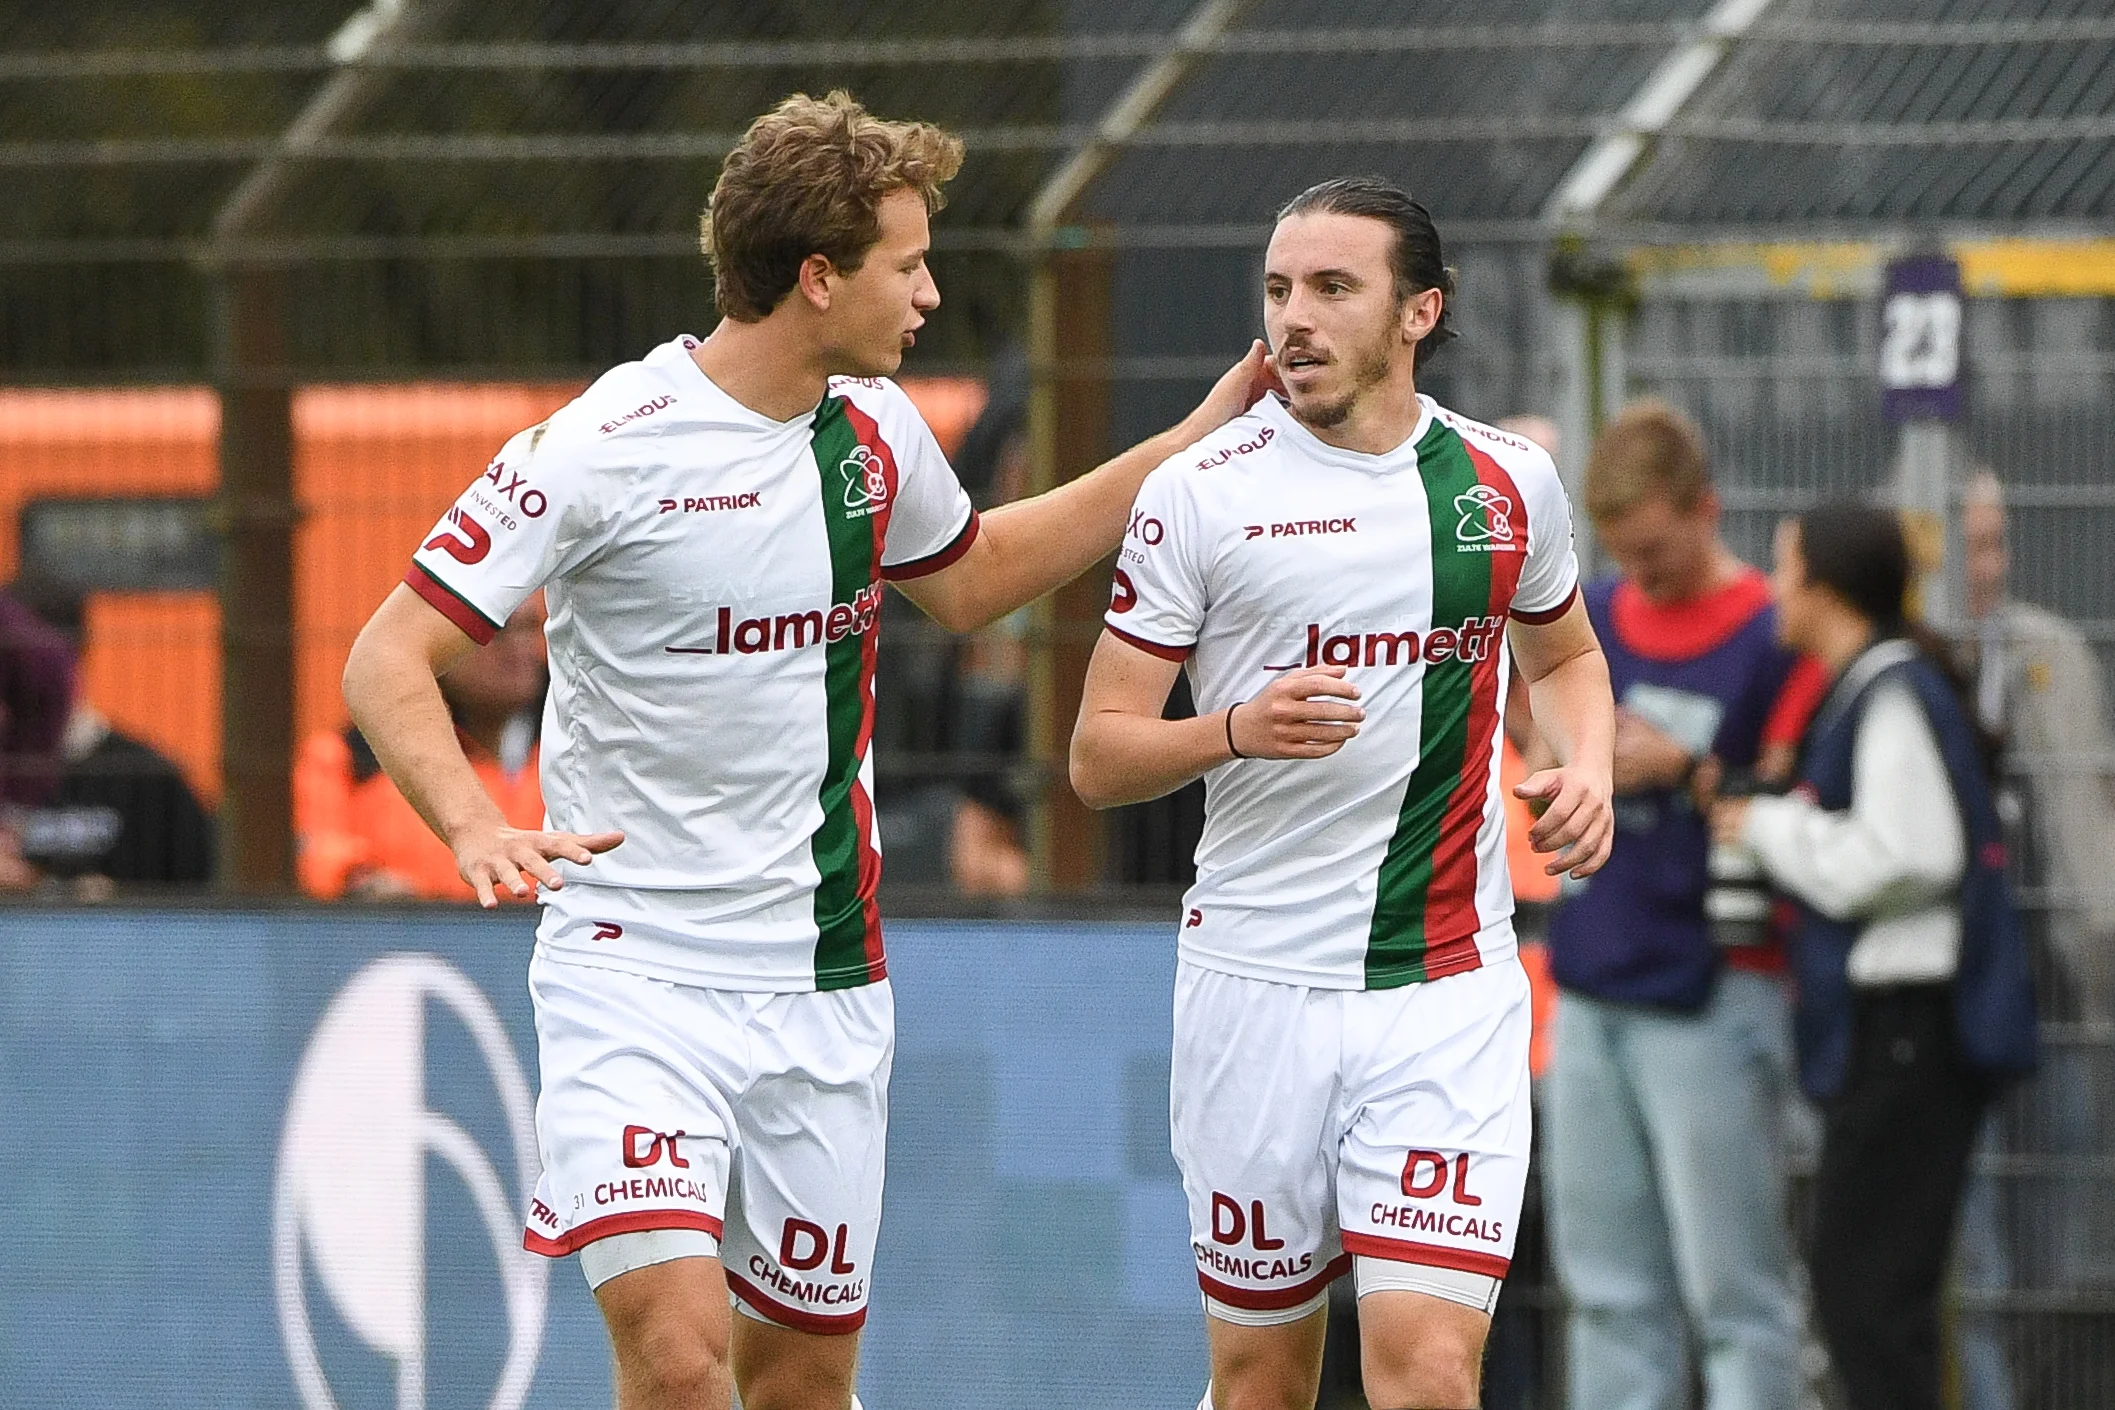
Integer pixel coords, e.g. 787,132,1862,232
274,954,547,1410
1453,486,1519,552
840,445,892,519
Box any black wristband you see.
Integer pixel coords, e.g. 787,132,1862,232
1226,701,1248,759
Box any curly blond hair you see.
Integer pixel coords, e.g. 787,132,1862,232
701,91,964,322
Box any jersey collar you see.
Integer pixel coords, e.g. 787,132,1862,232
1258,391,1435,473
656,336,824,431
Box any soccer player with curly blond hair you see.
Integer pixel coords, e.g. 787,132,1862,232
344,91,1269,1410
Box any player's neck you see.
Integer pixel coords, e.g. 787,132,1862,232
1296,372,1424,456
691,317,835,423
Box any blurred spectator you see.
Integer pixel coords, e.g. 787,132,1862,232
943,348,1032,896
1495,412,1561,461
1957,469,2115,1409
1962,470,2115,1022
950,608,1030,895
0,579,76,889
297,596,547,901
19,702,215,893
1710,503,2036,1410
2,577,211,894
1542,401,1817,1410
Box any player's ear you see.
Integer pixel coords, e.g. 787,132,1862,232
795,254,835,312
1400,286,1440,344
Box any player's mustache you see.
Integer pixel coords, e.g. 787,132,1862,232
1278,341,1332,364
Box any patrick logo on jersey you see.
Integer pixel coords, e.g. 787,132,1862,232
1291,615,1506,670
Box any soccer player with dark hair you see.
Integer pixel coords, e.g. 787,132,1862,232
1071,177,1616,1409
343,91,1269,1410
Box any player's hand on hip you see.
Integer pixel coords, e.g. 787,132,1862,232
452,824,626,909
1179,340,1278,441
1516,765,1614,879
1229,666,1364,760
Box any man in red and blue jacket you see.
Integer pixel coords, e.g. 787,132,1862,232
1540,402,1824,1410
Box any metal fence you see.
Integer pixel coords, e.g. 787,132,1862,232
6,0,2113,902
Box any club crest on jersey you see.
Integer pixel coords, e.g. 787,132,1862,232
840,445,892,518
1453,485,1519,552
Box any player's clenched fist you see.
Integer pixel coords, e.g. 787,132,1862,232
452,823,626,909
1227,666,1366,760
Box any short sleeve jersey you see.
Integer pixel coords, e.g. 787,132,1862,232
406,336,978,992
1106,393,1579,990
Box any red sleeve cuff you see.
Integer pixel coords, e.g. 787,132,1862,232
406,562,500,645
1105,624,1193,662
1509,583,1580,626
881,509,981,581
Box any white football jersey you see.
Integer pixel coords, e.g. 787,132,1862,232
406,336,977,991
1106,393,1579,990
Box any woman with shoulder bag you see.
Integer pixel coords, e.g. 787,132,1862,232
1705,502,2037,1410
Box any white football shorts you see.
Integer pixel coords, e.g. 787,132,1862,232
1171,957,1531,1320
520,949,893,1334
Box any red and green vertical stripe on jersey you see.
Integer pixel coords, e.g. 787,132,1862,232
1364,421,1528,988
806,396,896,989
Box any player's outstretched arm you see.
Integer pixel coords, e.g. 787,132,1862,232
1070,631,1364,809
896,341,1276,633
1508,598,1616,879
342,585,623,907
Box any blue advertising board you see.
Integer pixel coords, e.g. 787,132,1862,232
0,909,1203,1408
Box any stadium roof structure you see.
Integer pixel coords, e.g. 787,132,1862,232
2,0,2111,377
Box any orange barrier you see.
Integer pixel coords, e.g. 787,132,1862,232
0,377,986,806
1502,738,1559,905
291,383,584,774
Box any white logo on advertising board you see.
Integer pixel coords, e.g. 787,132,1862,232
274,954,547,1410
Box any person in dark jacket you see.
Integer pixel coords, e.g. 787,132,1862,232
5,577,214,891
19,705,214,888
0,582,77,889
1542,402,1819,1410
1710,503,2036,1410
